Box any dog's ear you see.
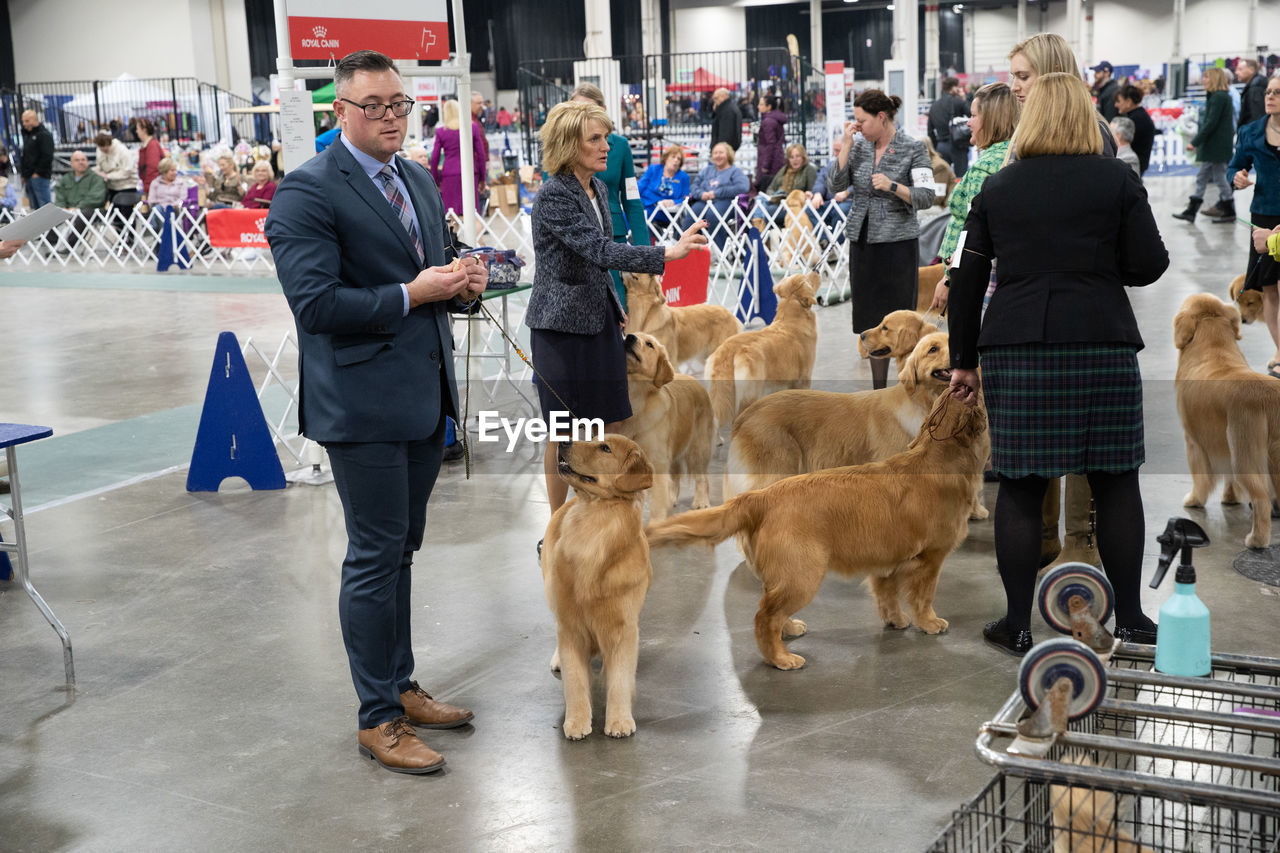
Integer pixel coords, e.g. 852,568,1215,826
898,350,918,393
1229,303,1243,340
1172,311,1196,350
653,348,676,387
617,448,654,493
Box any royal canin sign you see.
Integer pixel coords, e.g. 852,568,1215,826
286,0,449,61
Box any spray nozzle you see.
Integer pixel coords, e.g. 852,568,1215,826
1150,517,1210,589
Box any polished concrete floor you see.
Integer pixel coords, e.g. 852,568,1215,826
3,176,1279,853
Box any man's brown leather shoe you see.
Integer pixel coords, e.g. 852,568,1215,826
400,681,474,729
357,716,445,774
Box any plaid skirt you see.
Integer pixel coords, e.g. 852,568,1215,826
981,342,1144,479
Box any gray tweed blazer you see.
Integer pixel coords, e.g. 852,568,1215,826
526,172,666,335
829,128,935,244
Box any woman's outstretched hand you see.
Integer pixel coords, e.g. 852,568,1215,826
664,220,708,261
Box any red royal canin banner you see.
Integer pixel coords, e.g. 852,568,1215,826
207,209,270,248
661,248,710,307
287,0,449,61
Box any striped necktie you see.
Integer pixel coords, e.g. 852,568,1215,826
376,164,424,265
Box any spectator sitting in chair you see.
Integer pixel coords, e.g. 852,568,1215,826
202,155,245,209
809,135,853,245
0,176,19,210
52,150,107,253
242,160,277,209
146,157,194,234
684,141,749,254
637,144,691,227
749,143,817,226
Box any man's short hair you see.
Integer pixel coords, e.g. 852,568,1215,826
334,50,399,96
1117,84,1144,105
1240,59,1259,73
1109,116,1135,143
941,76,960,92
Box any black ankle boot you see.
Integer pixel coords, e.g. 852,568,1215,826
1211,198,1236,224
983,618,1034,656
1172,197,1202,222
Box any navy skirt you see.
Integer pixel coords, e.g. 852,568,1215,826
849,218,918,334
981,342,1144,479
530,324,632,425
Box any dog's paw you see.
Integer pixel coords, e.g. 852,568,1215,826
1245,531,1270,550
881,610,911,630
562,718,591,740
692,496,711,510
770,652,806,670
918,616,950,635
604,716,636,738
969,504,990,521
1182,492,1206,509
549,649,561,675
1221,484,1240,505
782,618,807,638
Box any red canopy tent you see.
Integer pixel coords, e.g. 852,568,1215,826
665,68,736,93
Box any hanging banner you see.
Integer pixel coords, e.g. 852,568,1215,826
286,0,449,61
825,61,846,146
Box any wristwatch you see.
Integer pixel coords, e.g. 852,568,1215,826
889,181,899,193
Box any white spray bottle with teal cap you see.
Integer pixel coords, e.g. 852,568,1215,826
1149,518,1211,677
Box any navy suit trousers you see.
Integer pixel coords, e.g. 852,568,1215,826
325,413,446,729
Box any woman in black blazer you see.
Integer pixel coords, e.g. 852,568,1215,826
527,100,706,515
948,74,1169,656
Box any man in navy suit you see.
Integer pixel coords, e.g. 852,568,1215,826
266,50,487,775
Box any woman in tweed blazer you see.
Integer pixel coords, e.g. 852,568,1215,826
527,100,706,515
829,89,935,388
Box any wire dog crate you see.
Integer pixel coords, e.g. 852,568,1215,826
928,646,1280,853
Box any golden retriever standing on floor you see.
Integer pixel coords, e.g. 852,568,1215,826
1228,273,1265,324
706,272,819,432
648,393,988,670
1173,293,1280,549
541,436,655,739
622,272,741,370
779,189,818,268
619,332,714,520
916,263,948,314
857,309,939,374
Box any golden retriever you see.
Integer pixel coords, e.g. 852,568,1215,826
916,263,948,314
779,189,817,268
1173,293,1280,549
623,272,741,370
1050,758,1155,853
541,436,655,739
725,331,987,518
857,309,939,372
648,393,988,670
706,272,819,432
1228,272,1264,324
620,332,714,520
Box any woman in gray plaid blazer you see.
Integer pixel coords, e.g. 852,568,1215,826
829,89,936,388
527,100,706,515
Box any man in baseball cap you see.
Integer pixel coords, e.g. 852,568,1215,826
1092,61,1119,120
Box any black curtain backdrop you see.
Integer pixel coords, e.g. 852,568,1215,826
0,0,14,90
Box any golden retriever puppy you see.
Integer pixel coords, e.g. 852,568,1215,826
1228,273,1264,324
916,263,947,314
857,309,939,373
619,333,714,520
542,436,655,740
622,272,742,370
648,393,988,670
706,272,820,432
1050,758,1155,853
779,189,817,268
1173,293,1280,549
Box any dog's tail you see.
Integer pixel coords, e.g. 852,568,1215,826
708,344,738,430
646,493,763,548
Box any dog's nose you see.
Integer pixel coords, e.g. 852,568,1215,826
624,334,636,346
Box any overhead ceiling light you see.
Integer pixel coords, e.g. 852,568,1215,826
844,0,859,4
953,3,964,9
886,2,895,8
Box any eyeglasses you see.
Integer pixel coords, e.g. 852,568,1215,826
339,97,415,120
1266,89,1280,97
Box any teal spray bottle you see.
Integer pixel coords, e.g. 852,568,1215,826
1149,518,1211,677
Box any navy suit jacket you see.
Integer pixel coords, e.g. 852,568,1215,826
265,139,458,443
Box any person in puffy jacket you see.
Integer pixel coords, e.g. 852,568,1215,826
754,94,787,191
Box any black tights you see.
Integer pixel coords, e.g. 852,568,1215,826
994,470,1149,630
869,356,890,390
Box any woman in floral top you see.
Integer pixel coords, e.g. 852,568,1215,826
932,82,1020,311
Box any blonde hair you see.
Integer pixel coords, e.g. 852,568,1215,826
971,81,1019,149
711,141,735,165
571,83,606,108
540,101,613,175
158,157,177,174
661,145,684,169
1008,32,1080,77
442,99,460,131
1013,72,1102,158
1202,67,1230,93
